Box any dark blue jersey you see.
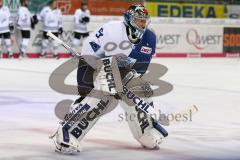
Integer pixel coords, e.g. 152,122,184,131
129,29,156,74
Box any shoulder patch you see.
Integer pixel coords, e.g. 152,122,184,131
89,41,101,52
140,46,152,54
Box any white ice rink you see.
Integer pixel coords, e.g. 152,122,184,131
0,58,240,160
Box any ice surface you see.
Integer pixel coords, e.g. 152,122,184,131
0,58,240,160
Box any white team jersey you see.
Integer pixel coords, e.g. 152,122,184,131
38,6,62,32
17,6,31,30
81,21,132,58
0,6,11,34
74,9,90,33
81,21,157,74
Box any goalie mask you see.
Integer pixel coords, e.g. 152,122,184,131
124,4,150,44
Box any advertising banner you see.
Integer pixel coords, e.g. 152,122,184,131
146,2,225,18
4,0,142,15
223,27,240,53
57,0,81,15
3,16,240,58
56,0,142,15
150,24,223,55
4,0,78,14
87,1,143,15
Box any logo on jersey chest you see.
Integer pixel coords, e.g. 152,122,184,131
140,46,152,54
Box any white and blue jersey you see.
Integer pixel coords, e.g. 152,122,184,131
81,21,156,74
79,21,156,88
128,29,156,74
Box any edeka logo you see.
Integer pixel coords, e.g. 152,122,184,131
186,28,222,50
158,4,217,18
223,27,240,53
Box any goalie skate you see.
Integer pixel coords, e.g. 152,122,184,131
50,124,82,154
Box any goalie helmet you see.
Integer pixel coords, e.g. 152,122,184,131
124,4,150,44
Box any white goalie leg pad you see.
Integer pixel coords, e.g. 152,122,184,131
120,101,165,149
52,94,117,154
51,97,101,154
69,95,117,142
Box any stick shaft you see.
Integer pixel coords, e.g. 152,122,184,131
46,31,81,56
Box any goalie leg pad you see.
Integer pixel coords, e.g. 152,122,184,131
52,94,118,153
120,101,165,149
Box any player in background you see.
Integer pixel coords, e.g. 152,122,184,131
51,4,166,154
16,0,38,57
71,1,90,55
0,0,14,58
38,0,63,58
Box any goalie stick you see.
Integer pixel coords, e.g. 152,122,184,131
47,32,169,137
46,31,81,57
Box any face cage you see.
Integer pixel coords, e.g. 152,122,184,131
129,14,150,35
